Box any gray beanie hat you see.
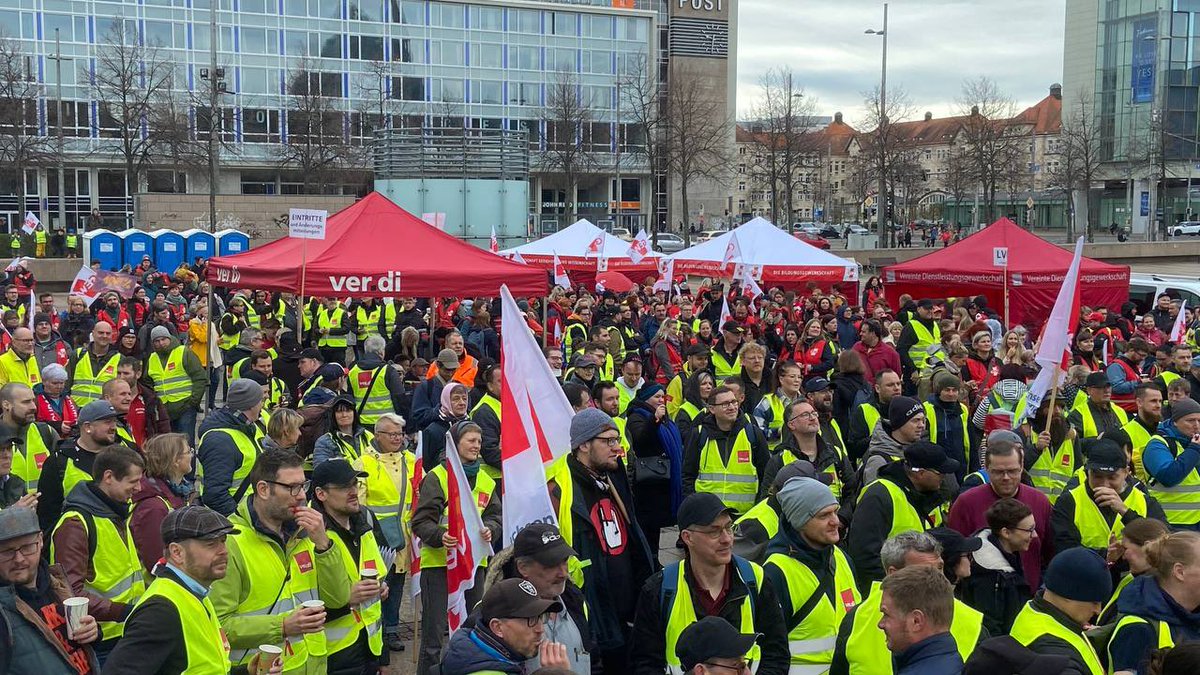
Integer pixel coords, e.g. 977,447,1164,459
150,325,172,341
225,378,264,412
569,408,617,449
1171,397,1200,422
777,477,838,530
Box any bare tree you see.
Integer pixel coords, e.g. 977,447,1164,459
0,33,50,222
1051,93,1104,241
664,64,732,246
943,146,973,227
618,54,667,239
747,67,817,230
278,61,356,194
955,76,1026,223
852,85,917,245
91,20,176,206
539,70,595,225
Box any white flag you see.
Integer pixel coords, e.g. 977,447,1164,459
444,431,492,634
585,233,604,258
508,249,527,265
4,257,30,272
552,252,571,289
489,225,499,254
499,285,574,545
1170,299,1188,343
627,229,651,264
741,266,764,302
652,258,675,296
596,256,609,272
722,232,742,266
718,295,732,328
21,212,38,235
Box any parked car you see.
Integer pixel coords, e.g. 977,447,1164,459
846,223,871,235
797,225,824,238
697,229,727,242
1129,273,1200,314
817,224,842,239
796,231,830,249
611,227,633,241
1170,221,1200,236
654,232,686,254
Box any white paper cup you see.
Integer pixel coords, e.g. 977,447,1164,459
256,644,283,675
360,568,379,580
301,600,325,610
63,597,89,640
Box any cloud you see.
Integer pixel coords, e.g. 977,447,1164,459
735,0,1066,126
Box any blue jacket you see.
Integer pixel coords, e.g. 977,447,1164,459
196,406,260,516
410,376,446,433
1109,575,1200,675
894,632,963,675
439,625,523,675
1142,419,1200,487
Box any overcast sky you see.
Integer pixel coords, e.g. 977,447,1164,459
735,0,1067,127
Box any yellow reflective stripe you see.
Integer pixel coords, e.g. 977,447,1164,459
1152,483,1200,493
787,664,833,675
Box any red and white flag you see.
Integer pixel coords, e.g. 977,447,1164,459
627,229,651,264
741,266,764,303
489,226,499,254
1170,299,1189,343
552,252,571,289
653,258,675,296
1016,238,1085,427
508,250,527,265
499,284,574,546
21,212,38,236
722,232,742,267
444,431,492,633
407,435,425,598
585,233,605,258
718,295,732,328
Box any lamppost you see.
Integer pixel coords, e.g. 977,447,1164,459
200,0,227,234
47,29,71,237
866,3,888,246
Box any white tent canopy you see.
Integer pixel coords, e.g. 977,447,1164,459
500,219,659,271
668,217,859,287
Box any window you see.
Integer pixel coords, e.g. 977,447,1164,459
240,67,272,94
392,38,425,63
350,35,384,60
242,27,268,54
285,0,306,15
508,81,538,106
618,17,647,41
433,41,464,66
241,170,278,195
583,85,610,109
581,14,611,39
473,80,501,104
310,0,342,19
510,45,538,70
581,51,612,74
349,0,384,21
551,48,575,72
430,2,464,27
511,9,539,33
392,76,425,101
147,170,186,193
472,43,502,68
434,79,464,102
397,0,424,24
312,33,342,58
470,5,502,31
44,13,74,42
242,0,269,13
551,12,576,36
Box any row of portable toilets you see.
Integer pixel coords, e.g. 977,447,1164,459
83,228,251,272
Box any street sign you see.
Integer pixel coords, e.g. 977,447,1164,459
864,196,875,208
1025,197,1035,209
288,208,327,240
993,247,1009,267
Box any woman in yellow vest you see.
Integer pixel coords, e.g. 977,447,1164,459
1098,517,1169,625
674,370,715,443
410,420,503,675
312,396,375,466
1021,394,1079,504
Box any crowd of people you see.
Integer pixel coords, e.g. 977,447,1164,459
3,264,1200,675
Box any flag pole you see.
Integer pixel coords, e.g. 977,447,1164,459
1003,271,1010,329
1042,367,1060,438
298,239,308,344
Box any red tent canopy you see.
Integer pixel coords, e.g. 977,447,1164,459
882,218,1130,327
206,192,547,297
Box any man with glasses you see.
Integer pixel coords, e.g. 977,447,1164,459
630,492,788,675
0,327,40,388
684,386,769,516
947,430,1054,592
0,506,100,674
440,578,571,675
673,616,758,675
209,447,353,674
1108,337,1152,415
546,408,655,673
760,400,853,502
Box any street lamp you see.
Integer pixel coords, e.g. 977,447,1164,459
866,3,888,246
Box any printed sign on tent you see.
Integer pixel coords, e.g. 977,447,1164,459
288,208,328,240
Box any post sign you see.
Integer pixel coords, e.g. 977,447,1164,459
993,247,1008,267
289,208,328,240
1025,197,1035,209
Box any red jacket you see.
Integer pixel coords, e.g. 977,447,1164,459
129,476,190,574
851,340,902,385
947,482,1054,591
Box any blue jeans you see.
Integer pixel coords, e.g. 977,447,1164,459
382,568,406,634
172,408,198,446
207,368,221,410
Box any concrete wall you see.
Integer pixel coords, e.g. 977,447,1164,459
845,239,1200,270
133,194,358,246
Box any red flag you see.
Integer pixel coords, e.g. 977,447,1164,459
489,225,499,254
585,233,604,258
1171,300,1188,343
444,432,491,633
627,229,650,264
552,252,571,289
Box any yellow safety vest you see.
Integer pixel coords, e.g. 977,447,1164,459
845,580,984,675
318,306,348,348
326,430,375,464
1106,615,1174,675
357,449,416,537
0,350,40,388
761,394,788,449
34,229,45,244
66,234,78,248
856,478,939,536
70,349,120,406
923,400,970,466
50,508,146,640
1028,437,1077,504
733,499,780,542
1145,434,1200,526
907,320,941,371
470,394,504,480
349,364,394,425
858,402,881,435
778,444,847,499
197,427,261,498
131,576,231,674
1069,482,1148,549
381,302,397,338
616,380,638,415
1123,418,1154,483
710,349,741,380
147,345,192,404
62,456,93,499
1072,400,1130,439
765,546,860,671
695,426,759,515
11,423,52,493
1010,602,1103,675
222,501,326,669
324,519,385,657
663,558,764,672
355,304,383,341
675,400,702,423
218,313,242,351
418,465,497,568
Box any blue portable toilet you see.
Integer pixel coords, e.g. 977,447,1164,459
152,229,186,274
214,228,250,256
84,230,122,271
119,229,154,268
181,228,215,263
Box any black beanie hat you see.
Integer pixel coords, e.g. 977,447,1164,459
887,396,922,430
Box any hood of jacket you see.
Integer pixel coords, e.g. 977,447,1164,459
682,369,710,408
1157,418,1193,442
1115,574,1200,630
867,421,905,459
197,406,256,438
324,395,365,435
63,481,127,520
972,530,1015,572
439,626,523,675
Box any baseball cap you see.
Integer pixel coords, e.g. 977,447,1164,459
928,526,983,559
0,507,40,543
79,400,121,424
903,441,960,475
512,523,577,567
1085,371,1111,388
721,320,745,334
572,353,598,368
675,616,760,672
481,578,563,623
298,347,323,361
312,459,368,488
436,348,460,369
1085,439,1127,474
161,505,239,544
677,492,736,532
916,298,935,309
804,377,831,393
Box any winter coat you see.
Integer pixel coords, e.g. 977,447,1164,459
312,396,373,466
196,406,261,516
439,624,524,675
894,632,964,675
831,372,871,434
1108,575,1200,675
957,530,1031,635
129,475,191,573
0,562,99,675
51,482,138,627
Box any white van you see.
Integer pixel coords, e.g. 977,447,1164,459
1128,273,1200,314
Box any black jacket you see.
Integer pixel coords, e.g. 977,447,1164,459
682,415,770,496
1050,480,1167,557
831,373,871,434
36,438,98,531
471,393,502,475
1011,595,1095,675
353,353,408,420
196,407,261,516
845,397,885,465
760,431,853,503
957,531,1032,636
630,557,789,675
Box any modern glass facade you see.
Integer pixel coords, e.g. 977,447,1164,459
0,0,657,231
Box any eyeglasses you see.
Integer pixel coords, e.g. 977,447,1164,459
266,480,311,496
712,400,739,408
1012,525,1038,535
788,411,819,423
990,468,1022,478
688,524,735,539
0,540,40,563
378,430,405,438
703,661,751,673
591,435,621,447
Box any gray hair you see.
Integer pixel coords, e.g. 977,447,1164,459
986,429,1024,462
880,531,942,571
239,329,262,347
41,363,68,382
364,335,386,356
374,412,406,433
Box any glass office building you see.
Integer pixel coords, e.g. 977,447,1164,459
0,0,659,232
